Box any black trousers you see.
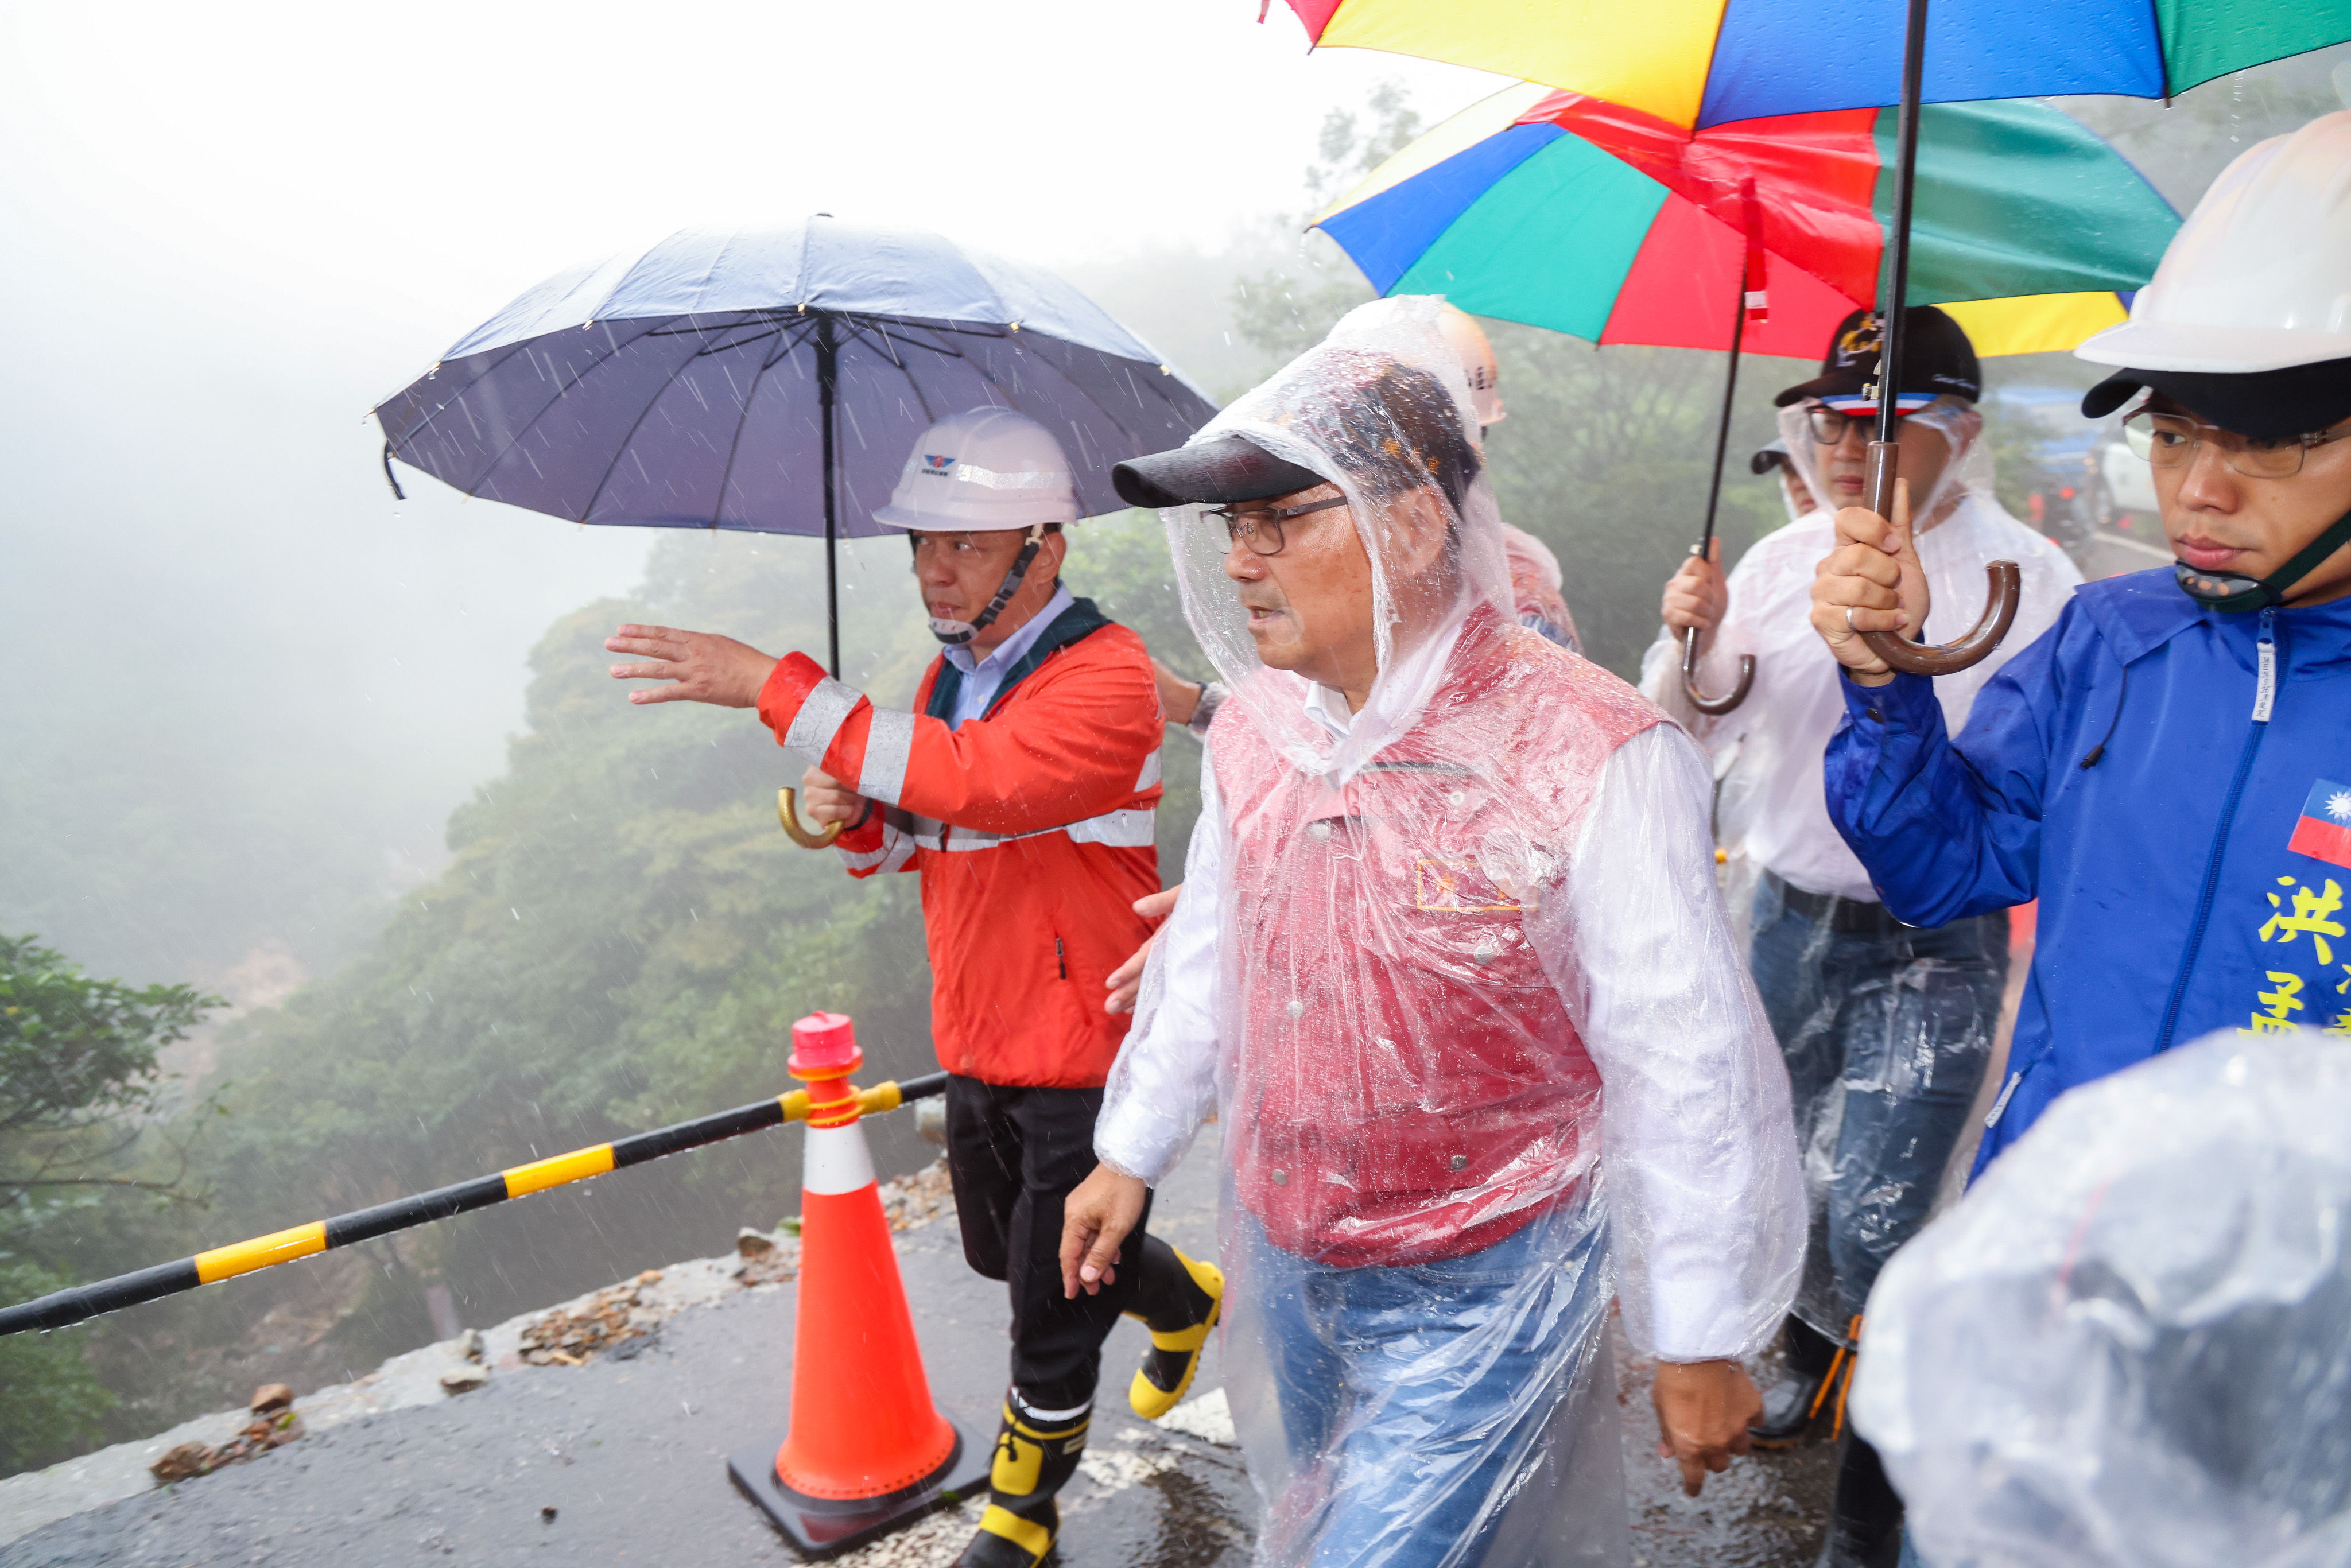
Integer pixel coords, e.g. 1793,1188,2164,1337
944,1074,1166,1412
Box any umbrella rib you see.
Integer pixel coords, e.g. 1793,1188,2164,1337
570,320,739,525
388,331,604,455
840,316,948,444
428,319,673,497
707,314,798,530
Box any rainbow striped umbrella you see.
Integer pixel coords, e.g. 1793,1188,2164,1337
1282,0,2351,130
1314,85,2179,360
1285,0,2347,681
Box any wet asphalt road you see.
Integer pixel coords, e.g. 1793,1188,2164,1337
1,1132,1834,1568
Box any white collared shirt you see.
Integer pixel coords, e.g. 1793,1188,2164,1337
940,583,1074,727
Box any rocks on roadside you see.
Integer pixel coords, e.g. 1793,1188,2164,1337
516,1271,665,1367
149,1394,306,1484
879,1158,955,1233
438,1365,490,1394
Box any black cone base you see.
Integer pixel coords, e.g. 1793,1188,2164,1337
728,1420,990,1559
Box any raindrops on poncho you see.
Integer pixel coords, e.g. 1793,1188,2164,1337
1098,296,1802,1566
1855,1027,2351,1568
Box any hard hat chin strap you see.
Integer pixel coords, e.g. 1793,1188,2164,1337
2175,506,2351,613
927,525,1050,646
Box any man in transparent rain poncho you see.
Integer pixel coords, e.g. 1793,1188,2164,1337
1059,299,1804,1567
1640,307,2080,1565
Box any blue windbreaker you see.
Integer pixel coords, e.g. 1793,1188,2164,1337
1825,566,2351,1174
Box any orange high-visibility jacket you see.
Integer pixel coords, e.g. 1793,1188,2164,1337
756,601,1163,1088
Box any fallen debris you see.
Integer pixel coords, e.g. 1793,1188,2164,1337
880,1159,955,1233
517,1271,664,1366
438,1367,488,1394
148,1406,304,1484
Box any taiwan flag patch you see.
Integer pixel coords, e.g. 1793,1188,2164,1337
2288,778,2351,870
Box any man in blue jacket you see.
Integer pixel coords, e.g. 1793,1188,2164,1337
1811,110,2351,1222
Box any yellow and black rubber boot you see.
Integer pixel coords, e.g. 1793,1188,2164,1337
953,1396,1088,1568
1127,1244,1224,1420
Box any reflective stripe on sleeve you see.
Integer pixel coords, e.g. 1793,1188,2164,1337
1135,750,1162,791
783,676,862,764
838,823,917,874
858,709,918,805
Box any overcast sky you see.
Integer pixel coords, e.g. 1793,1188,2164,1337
0,1,1502,980
2,0,1501,343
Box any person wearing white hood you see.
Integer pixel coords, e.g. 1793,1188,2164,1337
1062,297,1803,1566
1639,307,2080,1566
1149,301,1581,743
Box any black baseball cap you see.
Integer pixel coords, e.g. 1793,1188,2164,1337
1112,434,1326,509
2080,356,2351,442
1114,356,1480,515
1750,438,1790,476
1775,306,1983,413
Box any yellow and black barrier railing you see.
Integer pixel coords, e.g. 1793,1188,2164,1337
0,1070,949,1338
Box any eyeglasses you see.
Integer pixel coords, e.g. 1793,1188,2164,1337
1806,406,1885,446
2121,409,2348,479
1204,494,1350,557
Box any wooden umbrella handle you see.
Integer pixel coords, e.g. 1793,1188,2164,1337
1681,624,1755,715
1859,562,2022,677
777,787,843,849
1856,440,2022,677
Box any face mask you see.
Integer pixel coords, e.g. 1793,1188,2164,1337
925,525,1048,645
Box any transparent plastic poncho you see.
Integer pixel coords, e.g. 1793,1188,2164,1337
1853,1027,2351,1568
1097,297,1803,1566
1638,397,2081,1339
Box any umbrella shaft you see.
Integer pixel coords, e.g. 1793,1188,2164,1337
817,315,843,680
1697,254,1750,557
1875,0,1931,454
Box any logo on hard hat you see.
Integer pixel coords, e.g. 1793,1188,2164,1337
921,453,955,475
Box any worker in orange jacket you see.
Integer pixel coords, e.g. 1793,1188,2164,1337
604,406,1222,1568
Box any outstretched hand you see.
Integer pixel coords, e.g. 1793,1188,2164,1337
1809,479,1928,688
1060,1163,1147,1299
1104,886,1181,1015
1651,1359,1763,1497
605,623,778,708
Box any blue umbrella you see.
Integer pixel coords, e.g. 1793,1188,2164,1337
374,217,1217,677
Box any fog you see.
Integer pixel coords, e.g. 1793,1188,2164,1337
5,0,2347,1483
0,0,1500,989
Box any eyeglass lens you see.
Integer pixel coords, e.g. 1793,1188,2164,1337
2123,412,2310,479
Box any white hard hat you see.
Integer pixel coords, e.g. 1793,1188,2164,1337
1436,302,1506,427
2077,111,2351,376
870,407,1080,532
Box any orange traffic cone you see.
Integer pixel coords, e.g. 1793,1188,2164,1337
729,1013,987,1555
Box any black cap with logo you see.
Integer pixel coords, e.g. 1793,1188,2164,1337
1774,306,1983,414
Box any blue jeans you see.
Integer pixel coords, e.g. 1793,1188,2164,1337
1243,1208,1609,1568
1749,877,2007,1329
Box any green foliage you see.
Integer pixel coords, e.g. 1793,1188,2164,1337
0,934,218,1147
0,1261,113,1474
0,938,216,1476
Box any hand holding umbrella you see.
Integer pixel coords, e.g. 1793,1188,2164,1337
1808,476,2016,680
